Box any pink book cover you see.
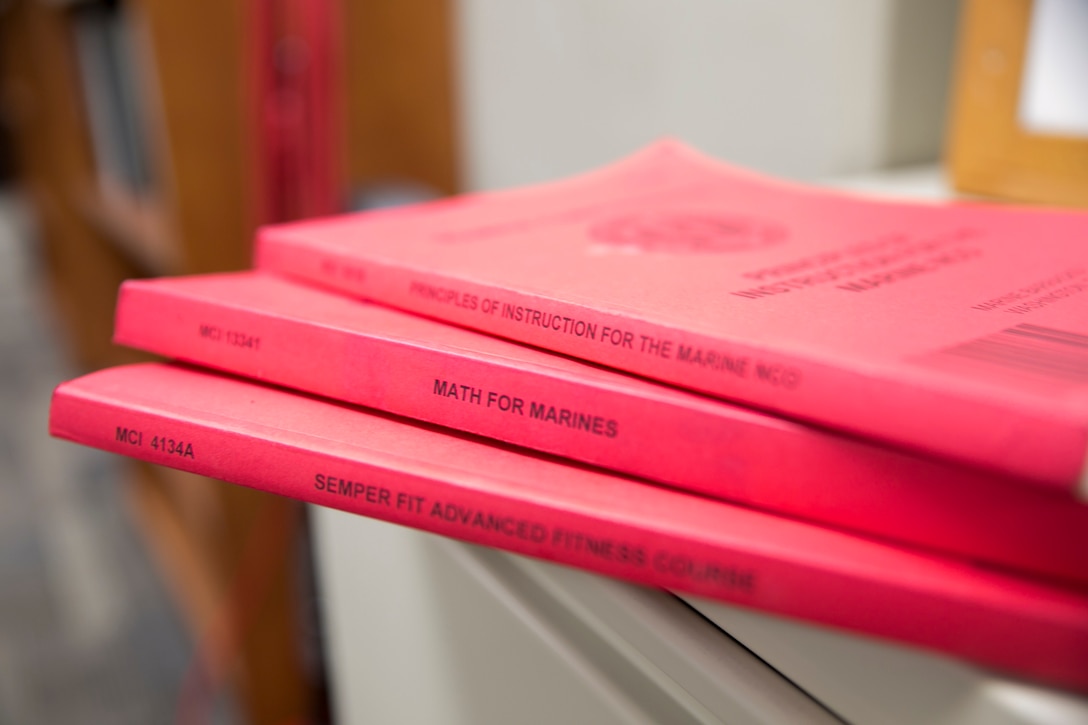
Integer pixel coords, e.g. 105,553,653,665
48,363,1088,693
114,271,1088,588
256,141,1088,495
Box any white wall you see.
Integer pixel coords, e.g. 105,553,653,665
455,0,960,190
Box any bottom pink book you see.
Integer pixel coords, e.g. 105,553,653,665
50,363,1088,693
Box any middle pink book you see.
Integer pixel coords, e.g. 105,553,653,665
115,271,1088,587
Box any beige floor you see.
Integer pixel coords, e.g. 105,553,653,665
0,191,215,724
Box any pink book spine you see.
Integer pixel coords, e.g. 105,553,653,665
256,235,1087,494
113,276,1088,588
47,364,1088,693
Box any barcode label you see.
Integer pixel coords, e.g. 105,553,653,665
935,324,1088,384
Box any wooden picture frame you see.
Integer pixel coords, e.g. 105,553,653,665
947,0,1088,207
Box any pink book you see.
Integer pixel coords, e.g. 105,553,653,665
48,363,1088,693
248,0,342,224
114,271,1088,587
256,141,1088,495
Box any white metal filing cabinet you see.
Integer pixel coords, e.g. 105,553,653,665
313,507,1088,725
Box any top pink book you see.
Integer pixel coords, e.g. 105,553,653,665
257,141,1088,496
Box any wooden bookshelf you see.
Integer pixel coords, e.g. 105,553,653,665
76,182,179,274
1,0,459,722
127,464,311,724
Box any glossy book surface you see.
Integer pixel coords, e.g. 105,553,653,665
49,363,1088,692
115,271,1088,586
257,141,1088,494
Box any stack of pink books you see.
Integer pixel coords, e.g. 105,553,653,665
49,142,1088,692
